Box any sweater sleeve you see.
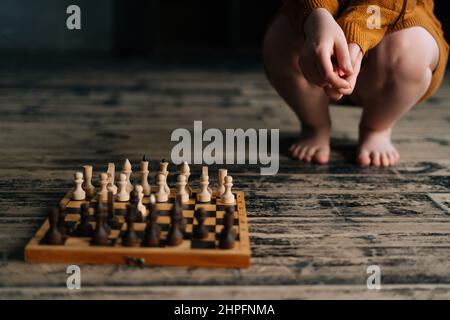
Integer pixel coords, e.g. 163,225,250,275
282,0,339,33
337,0,417,54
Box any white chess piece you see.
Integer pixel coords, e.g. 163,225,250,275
72,172,86,200
197,174,211,203
202,166,212,195
221,176,234,205
181,161,192,196
159,159,170,194
97,173,109,201
135,185,146,216
82,165,95,197
155,173,168,202
176,174,189,204
140,159,151,196
122,159,133,193
107,163,117,195
117,173,130,202
217,168,227,197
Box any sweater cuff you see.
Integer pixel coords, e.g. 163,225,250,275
302,0,339,17
338,20,379,55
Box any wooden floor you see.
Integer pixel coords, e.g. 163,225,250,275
1,61,450,299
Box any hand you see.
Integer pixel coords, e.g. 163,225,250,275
324,43,363,100
300,8,353,91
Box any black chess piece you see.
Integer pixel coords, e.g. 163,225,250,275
95,199,110,235
219,206,236,249
122,204,139,247
57,202,68,235
107,191,120,229
44,208,64,245
130,190,143,222
91,203,109,246
142,203,161,247
193,208,208,240
171,197,186,232
75,202,93,237
167,212,183,246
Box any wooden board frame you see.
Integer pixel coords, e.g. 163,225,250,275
24,191,251,268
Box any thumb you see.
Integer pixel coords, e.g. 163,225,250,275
334,36,353,75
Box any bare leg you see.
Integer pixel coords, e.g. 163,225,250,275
263,15,331,164
353,27,439,167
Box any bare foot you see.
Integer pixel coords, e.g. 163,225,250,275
289,127,330,164
357,127,400,167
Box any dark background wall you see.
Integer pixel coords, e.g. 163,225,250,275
0,0,448,57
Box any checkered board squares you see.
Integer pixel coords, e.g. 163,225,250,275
24,190,250,268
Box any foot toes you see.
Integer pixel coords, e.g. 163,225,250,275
305,147,317,162
314,148,330,164
290,145,302,159
298,146,309,161
381,153,390,167
370,152,381,167
357,150,371,167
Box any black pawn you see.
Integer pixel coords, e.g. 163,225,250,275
122,204,139,247
193,208,208,240
107,191,120,229
171,198,186,232
91,202,109,246
167,214,183,246
57,203,68,235
75,202,93,237
219,206,236,249
130,190,143,222
142,203,161,247
44,208,63,245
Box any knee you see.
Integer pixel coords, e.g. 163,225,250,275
375,36,431,86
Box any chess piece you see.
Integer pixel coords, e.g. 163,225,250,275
167,212,183,246
82,165,96,198
44,208,63,245
107,163,117,195
172,197,186,232
72,172,86,200
122,204,139,247
219,206,236,249
176,174,189,204
155,173,168,202
130,190,143,222
122,159,133,193
216,169,227,197
97,173,109,202
135,184,146,217
202,166,213,195
75,202,93,237
91,202,109,246
107,190,120,229
181,161,192,196
159,159,170,194
95,199,110,235
142,199,161,247
140,155,151,196
116,173,130,202
221,176,235,205
197,174,211,203
57,202,68,235
193,208,208,239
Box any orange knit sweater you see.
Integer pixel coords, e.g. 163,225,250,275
282,0,449,100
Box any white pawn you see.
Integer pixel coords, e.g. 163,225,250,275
155,173,168,203
122,159,133,193
197,174,211,203
97,173,109,202
221,176,234,205
135,185,146,217
181,161,192,196
107,163,117,195
72,172,86,200
117,173,130,202
176,174,189,204
217,168,227,197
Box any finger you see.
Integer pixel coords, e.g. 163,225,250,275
334,36,353,75
316,51,351,89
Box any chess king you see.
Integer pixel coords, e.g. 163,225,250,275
170,120,279,175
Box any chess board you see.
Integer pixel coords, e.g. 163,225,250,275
24,190,250,268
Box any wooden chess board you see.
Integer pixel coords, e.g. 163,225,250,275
24,190,250,268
